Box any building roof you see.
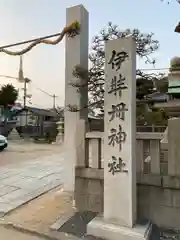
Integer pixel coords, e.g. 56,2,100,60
17,106,59,117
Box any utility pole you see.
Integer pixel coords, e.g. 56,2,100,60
18,55,24,83
18,56,56,110
18,55,29,108
23,79,27,108
22,78,31,108
53,94,57,109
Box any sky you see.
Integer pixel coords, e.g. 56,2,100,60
0,0,179,108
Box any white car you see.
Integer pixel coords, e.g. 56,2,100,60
0,135,8,151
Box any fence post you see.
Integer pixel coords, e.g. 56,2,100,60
75,119,88,167
90,138,101,169
136,140,144,173
168,118,180,176
150,139,160,174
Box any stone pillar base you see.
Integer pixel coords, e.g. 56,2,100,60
87,216,152,240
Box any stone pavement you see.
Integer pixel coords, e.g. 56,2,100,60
0,141,62,166
0,153,65,217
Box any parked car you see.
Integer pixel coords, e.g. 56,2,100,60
0,134,8,151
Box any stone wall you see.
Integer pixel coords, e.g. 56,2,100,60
138,184,180,230
75,167,180,230
75,168,103,213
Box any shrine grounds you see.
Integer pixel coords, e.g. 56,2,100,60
0,140,65,217
0,140,62,166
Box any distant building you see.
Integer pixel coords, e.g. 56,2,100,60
13,106,62,140
15,106,59,127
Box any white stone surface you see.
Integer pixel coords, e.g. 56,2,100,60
64,5,89,192
102,37,137,227
87,216,152,240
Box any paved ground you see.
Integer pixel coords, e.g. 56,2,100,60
0,140,62,166
0,141,65,216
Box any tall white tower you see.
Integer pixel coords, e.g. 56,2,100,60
17,56,32,106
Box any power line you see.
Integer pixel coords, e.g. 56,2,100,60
0,74,18,80
0,74,61,109
33,85,58,98
32,85,58,108
0,74,59,97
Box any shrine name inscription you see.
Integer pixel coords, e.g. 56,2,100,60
107,50,129,175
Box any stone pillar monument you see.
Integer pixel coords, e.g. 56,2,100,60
64,5,89,192
87,37,151,240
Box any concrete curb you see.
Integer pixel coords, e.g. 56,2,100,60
0,183,63,218
0,223,58,240
0,222,83,240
